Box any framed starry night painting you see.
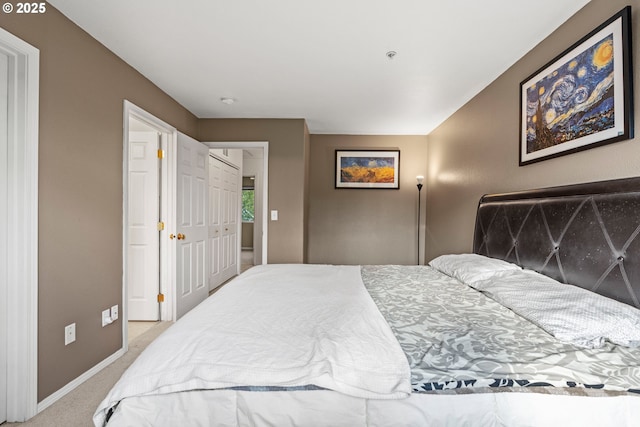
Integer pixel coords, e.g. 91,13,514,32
519,6,633,166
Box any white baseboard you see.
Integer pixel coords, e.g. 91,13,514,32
37,348,125,413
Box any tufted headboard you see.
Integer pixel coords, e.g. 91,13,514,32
473,177,640,309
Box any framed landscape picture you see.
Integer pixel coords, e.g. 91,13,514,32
519,6,633,166
335,150,400,189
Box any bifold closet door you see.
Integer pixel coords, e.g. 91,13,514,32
208,156,240,290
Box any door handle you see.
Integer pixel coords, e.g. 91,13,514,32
169,233,186,240
169,234,175,240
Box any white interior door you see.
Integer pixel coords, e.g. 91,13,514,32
208,155,240,289
127,131,160,321
176,133,209,319
221,163,239,282
0,50,9,425
208,156,222,290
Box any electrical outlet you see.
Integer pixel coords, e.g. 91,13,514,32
102,309,113,327
65,323,76,345
111,304,119,321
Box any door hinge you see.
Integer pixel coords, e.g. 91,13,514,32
157,221,165,231
157,149,165,159
157,293,165,303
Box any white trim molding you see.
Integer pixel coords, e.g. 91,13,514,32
0,27,40,421
37,348,125,413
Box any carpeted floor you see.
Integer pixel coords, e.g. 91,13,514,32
4,321,171,427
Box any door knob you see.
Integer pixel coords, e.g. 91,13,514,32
169,234,175,240
177,233,186,240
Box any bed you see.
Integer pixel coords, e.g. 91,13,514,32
95,177,640,426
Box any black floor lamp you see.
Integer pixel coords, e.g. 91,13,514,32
416,175,424,265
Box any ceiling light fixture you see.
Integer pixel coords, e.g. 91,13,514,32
220,97,235,105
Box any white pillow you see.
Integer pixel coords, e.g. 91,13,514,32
428,253,521,284
479,269,640,349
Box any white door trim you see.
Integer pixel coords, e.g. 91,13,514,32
0,27,39,421
123,101,178,335
205,141,268,265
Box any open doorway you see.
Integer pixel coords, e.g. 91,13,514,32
124,115,163,343
123,101,177,345
241,174,256,273
207,142,268,268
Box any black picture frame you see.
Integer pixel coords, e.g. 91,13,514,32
519,6,633,166
335,150,400,189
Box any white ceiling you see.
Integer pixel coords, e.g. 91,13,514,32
48,0,590,135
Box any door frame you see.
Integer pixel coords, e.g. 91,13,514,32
1,27,39,421
205,141,269,265
123,101,177,338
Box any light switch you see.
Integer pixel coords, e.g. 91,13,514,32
271,210,278,221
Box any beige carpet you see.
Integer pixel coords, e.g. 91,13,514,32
5,321,172,427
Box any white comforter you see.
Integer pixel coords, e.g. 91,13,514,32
94,264,410,426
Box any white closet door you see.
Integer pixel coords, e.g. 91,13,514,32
220,163,239,283
127,131,160,321
208,156,222,290
175,133,209,319
208,156,240,289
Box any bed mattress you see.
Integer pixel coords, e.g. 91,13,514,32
96,263,640,426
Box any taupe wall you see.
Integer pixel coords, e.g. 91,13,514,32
198,119,307,263
1,8,198,400
5,0,634,406
308,135,428,265
426,0,640,261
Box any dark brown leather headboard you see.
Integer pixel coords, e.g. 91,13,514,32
473,177,640,309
